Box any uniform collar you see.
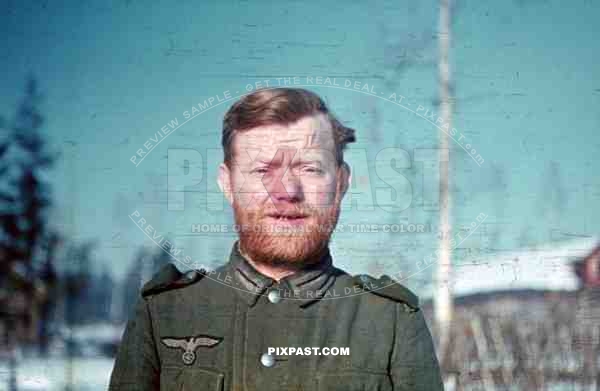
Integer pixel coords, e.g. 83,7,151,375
226,240,338,308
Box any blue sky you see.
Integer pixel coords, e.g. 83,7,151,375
2,0,599,293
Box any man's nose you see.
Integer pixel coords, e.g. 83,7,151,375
268,168,304,203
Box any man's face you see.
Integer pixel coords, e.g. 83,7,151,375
218,113,351,267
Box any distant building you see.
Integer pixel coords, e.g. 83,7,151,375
421,236,600,321
573,242,600,288
419,237,600,390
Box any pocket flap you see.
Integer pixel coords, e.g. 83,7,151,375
161,367,224,391
316,371,392,391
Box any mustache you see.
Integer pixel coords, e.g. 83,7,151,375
251,205,335,218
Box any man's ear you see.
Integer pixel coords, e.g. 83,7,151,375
217,162,233,206
338,161,351,198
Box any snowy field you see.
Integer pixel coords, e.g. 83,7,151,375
0,356,114,391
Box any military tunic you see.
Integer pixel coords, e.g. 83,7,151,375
108,241,444,390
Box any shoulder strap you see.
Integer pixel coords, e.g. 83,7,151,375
141,263,206,297
352,274,420,311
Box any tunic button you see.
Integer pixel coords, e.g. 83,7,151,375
267,290,281,303
260,353,276,367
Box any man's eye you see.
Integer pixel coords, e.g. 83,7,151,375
302,166,324,175
251,167,268,175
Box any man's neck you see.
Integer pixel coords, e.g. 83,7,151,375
237,243,321,282
245,259,298,282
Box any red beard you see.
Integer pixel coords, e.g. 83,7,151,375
232,197,341,267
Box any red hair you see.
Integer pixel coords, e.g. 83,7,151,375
222,88,355,167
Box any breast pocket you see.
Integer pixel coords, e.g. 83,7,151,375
315,371,393,391
160,366,225,391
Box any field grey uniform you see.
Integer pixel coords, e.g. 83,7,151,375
108,241,444,390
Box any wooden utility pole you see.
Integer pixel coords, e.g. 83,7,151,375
434,0,454,363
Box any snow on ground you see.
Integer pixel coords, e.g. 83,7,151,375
0,356,115,391
451,236,599,297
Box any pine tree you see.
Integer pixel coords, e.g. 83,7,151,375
8,75,55,268
0,74,56,391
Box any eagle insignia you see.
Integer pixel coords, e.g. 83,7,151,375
161,335,223,365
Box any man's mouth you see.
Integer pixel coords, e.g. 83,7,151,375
265,213,309,225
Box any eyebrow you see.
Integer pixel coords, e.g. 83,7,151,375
297,158,322,164
251,158,323,169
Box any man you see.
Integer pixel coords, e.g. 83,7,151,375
109,87,444,391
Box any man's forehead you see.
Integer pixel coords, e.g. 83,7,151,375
234,113,335,150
